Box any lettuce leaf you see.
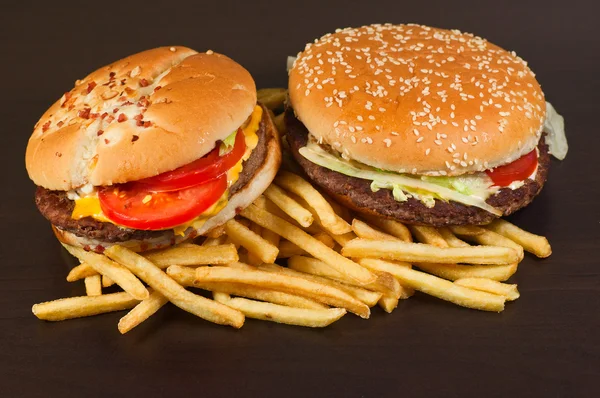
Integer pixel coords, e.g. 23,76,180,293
219,131,237,156
299,143,502,215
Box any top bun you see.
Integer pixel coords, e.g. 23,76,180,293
289,24,546,176
26,47,256,190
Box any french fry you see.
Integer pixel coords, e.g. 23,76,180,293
32,292,140,321
453,227,525,261
437,227,470,248
343,239,520,265
213,292,346,328
352,219,399,241
102,275,115,288
63,245,149,300
264,184,314,227
240,204,376,285
320,190,353,223
329,231,358,247
257,88,287,111
449,225,486,236
454,278,520,301
360,215,413,242
167,265,326,310
415,262,518,282
257,195,322,234
288,256,400,297
246,221,264,266
409,225,449,248
261,228,281,248
386,266,506,312
275,171,351,235
224,220,278,264
201,235,228,247
205,225,226,239
485,219,552,258
105,246,244,328
356,259,415,299
273,113,286,135
278,232,335,259
194,265,371,318
378,294,399,313
258,263,382,308
118,290,169,334
66,262,98,282
84,275,102,296
144,244,239,268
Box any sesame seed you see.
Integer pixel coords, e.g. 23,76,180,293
425,148,431,155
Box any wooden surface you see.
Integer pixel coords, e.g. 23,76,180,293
1,0,598,396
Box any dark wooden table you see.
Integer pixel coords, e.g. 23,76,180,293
1,0,598,396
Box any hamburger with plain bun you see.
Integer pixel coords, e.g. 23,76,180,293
286,23,567,226
27,46,281,252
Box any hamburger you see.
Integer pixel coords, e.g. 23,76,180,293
286,24,567,226
26,46,281,252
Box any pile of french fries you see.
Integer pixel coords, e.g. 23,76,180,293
32,89,552,333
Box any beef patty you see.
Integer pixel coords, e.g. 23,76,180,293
285,108,550,226
35,107,270,242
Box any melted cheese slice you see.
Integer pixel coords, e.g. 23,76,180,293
71,105,263,235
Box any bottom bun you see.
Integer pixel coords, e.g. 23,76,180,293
55,109,281,253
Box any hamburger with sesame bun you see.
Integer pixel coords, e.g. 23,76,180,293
26,46,281,252
286,23,567,226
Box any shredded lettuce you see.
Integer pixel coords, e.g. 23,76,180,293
421,174,495,199
544,102,568,160
299,143,502,215
219,131,237,156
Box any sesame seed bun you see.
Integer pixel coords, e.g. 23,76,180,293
26,46,257,191
289,24,546,176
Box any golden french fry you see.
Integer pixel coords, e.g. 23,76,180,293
32,292,140,321
240,204,376,285
360,215,413,242
437,228,470,248
213,292,346,328
454,278,520,301
261,228,281,248
118,290,169,334
84,275,102,296
264,184,314,227
257,88,287,111
329,231,358,247
409,225,449,248
378,294,399,313
205,225,226,239
63,244,149,300
258,263,381,308
224,220,278,264
356,259,415,299
343,239,520,265
102,275,115,288
277,233,333,258
386,266,506,312
273,113,286,135
194,265,370,318
288,255,399,298
257,196,322,234
275,171,351,235
453,227,524,261
352,219,399,241
449,225,486,236
105,246,244,328
201,235,228,247
246,221,264,266
320,190,353,223
66,262,98,282
144,244,239,268
167,265,326,310
415,262,518,282
485,219,552,258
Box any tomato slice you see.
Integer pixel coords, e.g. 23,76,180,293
98,175,227,230
485,150,538,187
137,129,246,192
